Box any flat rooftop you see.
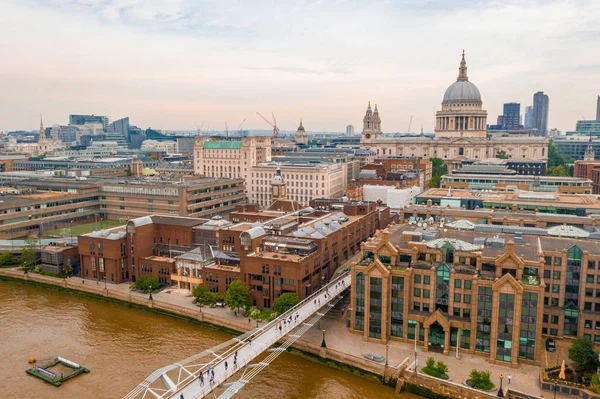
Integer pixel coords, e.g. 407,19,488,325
420,188,600,207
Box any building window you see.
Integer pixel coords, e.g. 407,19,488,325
464,280,472,290
414,288,421,297
454,279,462,288
354,272,365,331
368,277,382,339
414,274,421,284
476,286,492,353
423,275,430,285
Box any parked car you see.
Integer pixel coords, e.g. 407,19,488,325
546,338,556,352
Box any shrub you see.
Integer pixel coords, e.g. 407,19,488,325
467,369,495,390
421,357,449,380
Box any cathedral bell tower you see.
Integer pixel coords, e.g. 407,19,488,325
271,167,287,200
361,101,382,143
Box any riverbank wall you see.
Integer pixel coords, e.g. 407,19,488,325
0,269,394,382
0,269,542,399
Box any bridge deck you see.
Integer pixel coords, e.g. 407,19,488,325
124,272,350,399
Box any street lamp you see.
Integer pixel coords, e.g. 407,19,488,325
256,319,259,328
385,344,389,367
321,329,326,348
497,374,504,398
104,276,107,290
553,382,557,399
414,351,417,374
149,285,153,300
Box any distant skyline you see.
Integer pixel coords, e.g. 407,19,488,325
1,0,600,133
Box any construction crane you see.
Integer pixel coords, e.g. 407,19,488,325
236,118,246,133
256,112,280,138
194,121,204,135
407,115,413,133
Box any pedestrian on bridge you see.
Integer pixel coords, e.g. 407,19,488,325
180,394,184,399
234,357,238,369
199,373,204,386
225,361,228,371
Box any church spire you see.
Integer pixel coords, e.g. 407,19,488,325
39,116,46,143
457,49,468,82
585,132,595,161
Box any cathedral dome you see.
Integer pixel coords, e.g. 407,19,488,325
443,81,481,104
442,51,482,104
297,118,305,131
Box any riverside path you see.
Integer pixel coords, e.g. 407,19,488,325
123,272,351,399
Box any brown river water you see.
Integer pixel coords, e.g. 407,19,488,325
0,280,421,399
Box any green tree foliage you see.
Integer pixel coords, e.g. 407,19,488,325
429,158,447,188
496,150,509,159
591,373,600,394
547,165,570,177
467,369,495,390
224,280,252,313
192,284,224,306
62,262,73,277
20,238,37,268
125,167,133,177
131,275,159,293
0,252,16,267
569,337,599,369
422,357,450,379
273,292,300,314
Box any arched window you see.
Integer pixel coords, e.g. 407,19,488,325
458,147,464,156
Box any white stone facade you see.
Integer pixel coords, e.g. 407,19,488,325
248,163,344,208
193,136,271,195
141,139,178,154
360,52,548,161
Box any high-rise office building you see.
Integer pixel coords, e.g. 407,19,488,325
106,117,130,145
524,106,533,129
532,91,549,136
69,114,109,131
497,102,521,130
346,125,355,136
596,96,600,121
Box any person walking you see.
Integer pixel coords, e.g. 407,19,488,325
225,361,228,371
199,373,204,386
180,394,184,399
234,357,238,370
508,374,512,385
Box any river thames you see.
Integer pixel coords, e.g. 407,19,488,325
0,280,420,398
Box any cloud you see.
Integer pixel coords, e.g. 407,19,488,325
1,0,599,133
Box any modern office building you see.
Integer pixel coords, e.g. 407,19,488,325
458,158,546,176
346,125,355,136
532,92,549,136
524,106,533,129
597,96,600,121
106,117,130,145
496,103,521,130
141,139,178,154
349,218,600,366
440,174,592,194
415,188,600,215
553,136,600,160
69,114,109,131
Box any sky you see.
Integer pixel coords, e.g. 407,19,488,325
1,0,600,134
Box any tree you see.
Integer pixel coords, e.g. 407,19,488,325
496,150,509,159
20,238,37,268
429,158,447,188
547,165,569,177
569,337,598,369
224,280,252,313
131,275,159,293
62,262,73,277
273,293,300,314
192,284,222,306
125,166,133,177
422,357,449,379
0,252,16,267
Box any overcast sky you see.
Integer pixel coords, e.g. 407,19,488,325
1,0,599,133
